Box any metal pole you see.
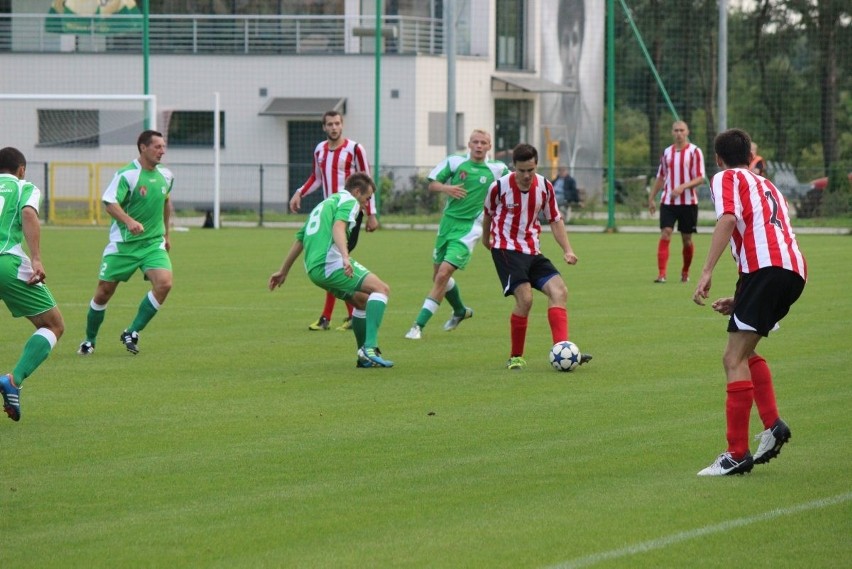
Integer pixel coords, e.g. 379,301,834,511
374,0,383,215
606,0,617,232
258,163,264,227
718,0,728,132
214,92,221,229
142,0,150,129
445,0,456,155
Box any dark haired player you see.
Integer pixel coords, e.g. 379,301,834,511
481,143,592,370
694,128,806,476
77,130,174,356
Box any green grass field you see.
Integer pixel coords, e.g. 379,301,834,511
1,226,850,568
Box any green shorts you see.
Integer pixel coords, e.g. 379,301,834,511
0,254,58,318
99,238,172,282
432,214,482,270
307,259,370,301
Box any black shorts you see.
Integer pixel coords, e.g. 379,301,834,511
728,267,805,337
490,248,560,297
660,204,698,234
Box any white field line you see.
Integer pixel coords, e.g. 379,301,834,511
545,491,852,569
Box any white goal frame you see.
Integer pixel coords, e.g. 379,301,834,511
0,93,157,131
0,94,157,225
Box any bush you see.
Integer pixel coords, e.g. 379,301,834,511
381,172,442,215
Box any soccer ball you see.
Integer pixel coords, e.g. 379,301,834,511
549,341,581,372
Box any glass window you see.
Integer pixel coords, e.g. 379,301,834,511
495,0,524,70
494,99,530,161
165,111,225,147
427,112,465,149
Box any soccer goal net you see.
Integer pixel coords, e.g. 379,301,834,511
0,94,156,225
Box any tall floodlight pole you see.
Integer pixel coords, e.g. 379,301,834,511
605,0,617,232
718,0,728,132
142,0,151,129
374,0,383,214
445,0,456,155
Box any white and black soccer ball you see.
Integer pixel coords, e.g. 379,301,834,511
549,341,581,372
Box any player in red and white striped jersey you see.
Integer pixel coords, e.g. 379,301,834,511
288,111,377,332
647,120,706,283
481,143,591,370
693,128,807,477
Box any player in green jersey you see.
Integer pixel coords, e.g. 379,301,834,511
269,172,393,368
405,130,509,340
0,147,65,422
77,130,174,356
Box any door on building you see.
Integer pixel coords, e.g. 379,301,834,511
287,120,325,210
494,99,531,164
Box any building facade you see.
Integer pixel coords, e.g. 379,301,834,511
0,0,603,212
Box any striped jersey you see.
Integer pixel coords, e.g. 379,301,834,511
0,174,40,258
297,138,375,215
656,142,705,205
102,159,174,244
710,167,807,279
484,172,562,255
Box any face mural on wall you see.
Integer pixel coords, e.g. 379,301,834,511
540,0,604,194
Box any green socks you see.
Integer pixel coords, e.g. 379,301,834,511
364,293,388,348
13,330,56,386
445,280,466,315
415,298,439,328
129,292,160,333
85,301,107,344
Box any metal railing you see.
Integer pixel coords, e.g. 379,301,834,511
2,13,446,56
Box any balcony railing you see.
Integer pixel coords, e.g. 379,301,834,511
1,13,447,56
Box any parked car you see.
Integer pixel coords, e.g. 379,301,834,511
807,172,852,191
797,172,852,218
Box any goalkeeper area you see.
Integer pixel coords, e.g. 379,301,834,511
0,94,156,225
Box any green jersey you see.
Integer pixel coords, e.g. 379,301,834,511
296,190,361,275
429,154,509,221
103,159,174,244
0,174,40,259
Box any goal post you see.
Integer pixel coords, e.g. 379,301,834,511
0,94,156,224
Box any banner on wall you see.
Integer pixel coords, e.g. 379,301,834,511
540,0,604,194
46,0,142,34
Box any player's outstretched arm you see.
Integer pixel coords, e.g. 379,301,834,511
22,206,46,285
711,297,735,315
550,219,577,265
694,214,736,306
480,212,493,249
105,202,144,235
269,241,304,290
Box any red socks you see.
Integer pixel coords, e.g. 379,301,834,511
749,355,779,429
510,314,528,357
682,242,695,275
657,239,670,277
547,306,568,344
322,291,336,320
726,380,754,459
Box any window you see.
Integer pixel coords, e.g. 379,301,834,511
428,111,465,150
287,120,325,208
165,111,225,147
494,99,530,161
495,0,524,70
0,0,9,53
38,110,99,147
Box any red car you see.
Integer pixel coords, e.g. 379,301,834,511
808,172,852,191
